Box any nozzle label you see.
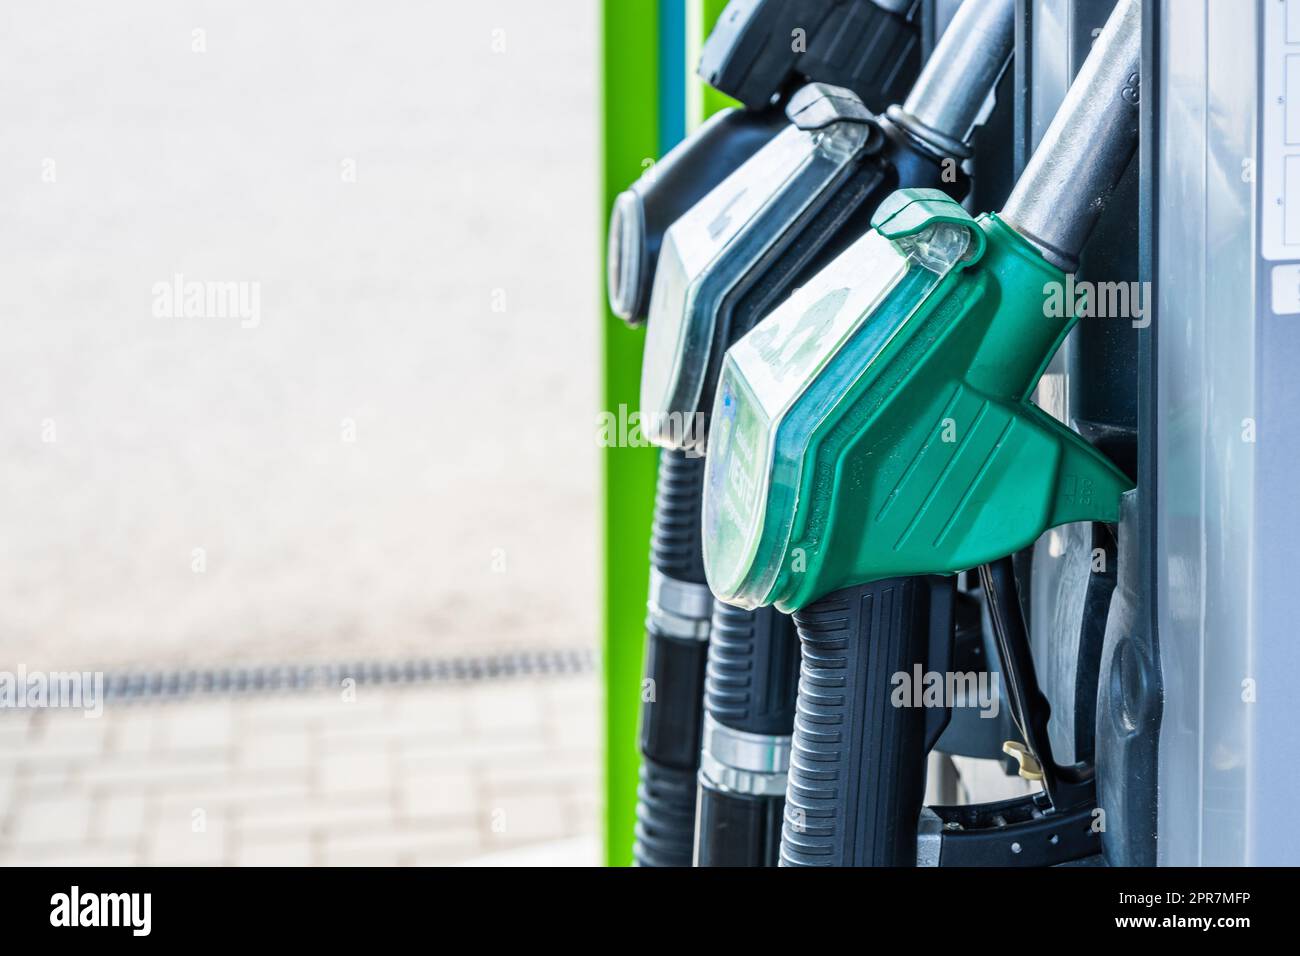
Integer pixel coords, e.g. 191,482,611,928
731,230,907,418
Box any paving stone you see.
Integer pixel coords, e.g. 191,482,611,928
145,806,231,866
0,772,15,819
322,825,480,866
398,768,480,822
237,730,313,772
318,748,392,796
480,751,595,792
1,678,599,867
94,793,150,842
0,844,142,867
391,690,466,737
31,711,110,757
5,794,94,849
156,701,235,752
320,844,404,867
564,785,602,836
235,835,314,867
241,692,387,729
468,685,544,734
316,722,401,753
238,795,394,836
313,702,404,748
80,754,232,791
399,734,547,770
406,842,486,866
0,710,34,737
14,759,80,789
152,773,312,810
459,834,600,867
0,724,30,753
481,791,568,846
551,707,600,750
541,678,601,715
570,781,602,816
110,707,163,754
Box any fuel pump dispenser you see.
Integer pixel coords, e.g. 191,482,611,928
605,0,1300,871
638,0,1015,865
701,0,1140,866
618,0,930,868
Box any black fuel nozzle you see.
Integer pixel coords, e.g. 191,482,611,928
699,0,923,113
641,0,1016,454
607,106,785,325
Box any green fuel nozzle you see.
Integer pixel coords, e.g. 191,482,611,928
703,0,1141,613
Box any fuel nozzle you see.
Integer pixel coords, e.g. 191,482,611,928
699,0,923,113
618,0,972,872
697,0,1143,872
702,0,1143,612
610,0,936,325
1001,0,1141,271
886,0,1016,158
607,107,784,323
640,0,1017,453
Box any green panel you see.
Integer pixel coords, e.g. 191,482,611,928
602,0,733,869
601,0,659,869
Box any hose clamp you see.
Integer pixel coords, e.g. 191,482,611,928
884,105,974,161
646,568,713,641
698,714,791,797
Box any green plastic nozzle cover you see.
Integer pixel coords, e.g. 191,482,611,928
703,187,1134,612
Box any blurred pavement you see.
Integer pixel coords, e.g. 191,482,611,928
0,1,604,867
0,676,598,866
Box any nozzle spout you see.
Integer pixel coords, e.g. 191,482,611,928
1000,0,1142,270
886,0,1016,157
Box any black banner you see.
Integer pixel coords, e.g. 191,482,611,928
0,865,1277,941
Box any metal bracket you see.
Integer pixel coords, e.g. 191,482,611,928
919,792,1101,867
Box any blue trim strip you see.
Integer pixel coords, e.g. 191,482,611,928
658,0,688,153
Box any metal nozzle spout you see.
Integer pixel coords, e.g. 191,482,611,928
886,0,1016,158
1000,0,1142,270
